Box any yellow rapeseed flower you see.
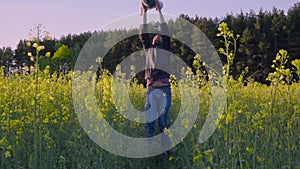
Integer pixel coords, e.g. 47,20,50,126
26,42,32,47
37,46,45,52
5,151,11,158
27,52,33,57
45,52,51,57
33,43,38,48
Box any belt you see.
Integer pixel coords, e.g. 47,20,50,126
151,81,170,87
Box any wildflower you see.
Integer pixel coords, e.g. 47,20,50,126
27,52,33,57
37,45,45,52
26,41,32,47
96,57,103,64
33,43,38,48
49,96,54,101
17,130,22,135
45,52,51,57
43,118,49,124
24,66,30,72
45,32,51,40
5,151,11,158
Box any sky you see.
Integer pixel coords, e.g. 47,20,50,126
0,0,298,49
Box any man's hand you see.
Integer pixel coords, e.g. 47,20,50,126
140,3,147,15
155,0,162,11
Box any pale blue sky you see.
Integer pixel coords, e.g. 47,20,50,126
0,0,298,49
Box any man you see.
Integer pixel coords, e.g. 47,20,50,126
139,1,171,158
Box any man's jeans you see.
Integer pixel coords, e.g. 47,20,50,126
145,86,171,152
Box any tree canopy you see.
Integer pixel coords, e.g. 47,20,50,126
1,2,300,83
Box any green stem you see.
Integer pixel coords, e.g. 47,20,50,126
253,130,257,169
34,50,39,169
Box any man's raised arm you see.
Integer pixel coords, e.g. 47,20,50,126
157,7,170,50
139,4,151,49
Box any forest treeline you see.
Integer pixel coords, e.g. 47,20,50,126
1,2,299,83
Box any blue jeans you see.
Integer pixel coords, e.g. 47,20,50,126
145,86,171,151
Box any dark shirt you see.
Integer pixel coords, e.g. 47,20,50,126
139,23,171,88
